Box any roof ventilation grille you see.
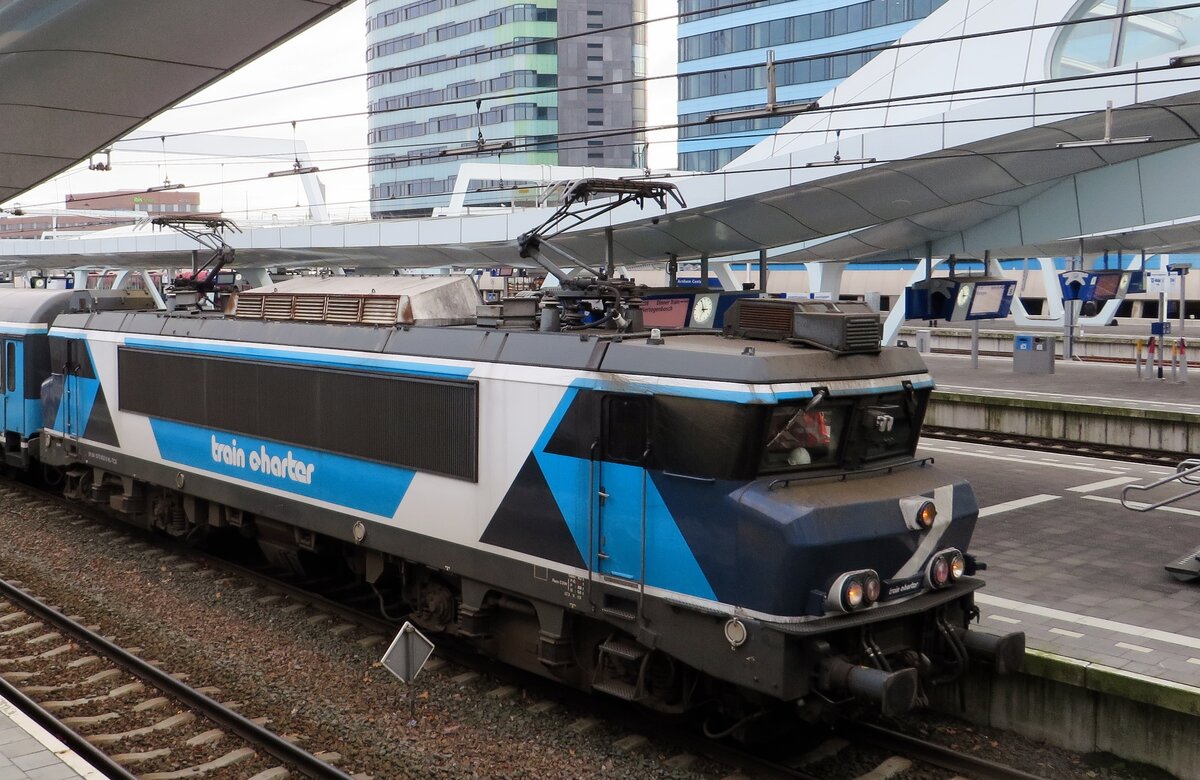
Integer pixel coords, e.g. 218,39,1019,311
723,299,882,354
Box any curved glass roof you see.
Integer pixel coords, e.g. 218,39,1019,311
1051,0,1200,77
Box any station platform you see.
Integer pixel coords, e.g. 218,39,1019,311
915,351,1200,775
924,351,1200,414
0,693,99,779
920,350,1200,456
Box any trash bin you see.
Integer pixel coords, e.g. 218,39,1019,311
915,329,932,354
1013,333,1055,374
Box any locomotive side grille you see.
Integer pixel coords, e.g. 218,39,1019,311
263,295,295,320
324,296,364,324
233,295,264,319
292,295,327,321
362,298,400,325
233,293,408,325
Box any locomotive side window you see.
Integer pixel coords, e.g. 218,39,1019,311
651,396,761,480
603,395,649,464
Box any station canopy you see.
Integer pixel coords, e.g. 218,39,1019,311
6,0,1200,271
0,0,353,204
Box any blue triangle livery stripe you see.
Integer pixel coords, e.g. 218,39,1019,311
532,386,717,601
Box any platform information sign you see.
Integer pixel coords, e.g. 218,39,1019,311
1147,272,1179,295
381,621,436,684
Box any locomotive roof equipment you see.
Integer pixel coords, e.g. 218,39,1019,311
153,216,241,308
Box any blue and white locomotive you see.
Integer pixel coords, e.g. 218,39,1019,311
0,261,1022,723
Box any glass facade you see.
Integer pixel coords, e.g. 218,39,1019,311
677,0,945,172
366,0,645,217
1050,0,1200,77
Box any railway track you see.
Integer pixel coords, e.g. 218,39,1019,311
0,568,356,778
0,477,1095,779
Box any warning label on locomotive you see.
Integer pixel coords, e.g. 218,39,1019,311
211,435,315,485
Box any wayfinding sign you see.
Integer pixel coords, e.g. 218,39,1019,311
381,621,436,683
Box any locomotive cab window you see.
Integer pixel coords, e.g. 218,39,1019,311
757,388,928,474
760,403,848,472
603,395,649,464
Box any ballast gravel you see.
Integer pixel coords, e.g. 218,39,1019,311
0,493,1168,779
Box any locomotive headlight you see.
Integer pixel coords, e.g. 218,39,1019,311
899,497,938,531
863,572,881,604
924,548,963,590
826,570,880,613
950,551,966,580
845,579,864,608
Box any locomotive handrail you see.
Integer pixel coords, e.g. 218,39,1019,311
767,457,935,490
1121,459,1200,512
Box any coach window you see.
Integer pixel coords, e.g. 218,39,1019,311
603,395,649,464
5,342,13,393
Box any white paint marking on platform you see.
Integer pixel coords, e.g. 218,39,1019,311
987,614,1022,625
918,444,1121,475
1050,628,1085,638
1067,476,1141,493
1116,642,1154,654
978,494,1060,517
976,594,1200,651
1083,494,1200,518
1188,658,1200,666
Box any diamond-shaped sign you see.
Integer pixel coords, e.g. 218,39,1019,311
380,622,436,684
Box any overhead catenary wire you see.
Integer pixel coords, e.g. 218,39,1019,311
157,0,1200,141
15,5,1200,212
100,52,1200,178
17,86,1200,217
13,120,1200,219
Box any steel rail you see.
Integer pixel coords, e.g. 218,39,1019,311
0,576,356,780
0,669,136,779
842,721,1048,780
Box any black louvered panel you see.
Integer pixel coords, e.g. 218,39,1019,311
118,347,478,481
735,302,794,335
844,316,883,351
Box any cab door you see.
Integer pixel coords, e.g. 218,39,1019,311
594,394,651,581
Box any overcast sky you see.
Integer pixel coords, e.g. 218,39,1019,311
15,1,677,223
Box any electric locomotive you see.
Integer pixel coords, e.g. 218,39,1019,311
9,190,1021,723
18,269,1021,723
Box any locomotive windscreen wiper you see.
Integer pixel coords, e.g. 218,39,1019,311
805,387,828,413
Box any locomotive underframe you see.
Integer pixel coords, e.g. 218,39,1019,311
43,432,992,717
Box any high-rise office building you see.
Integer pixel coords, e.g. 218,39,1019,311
366,0,646,217
677,0,946,172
